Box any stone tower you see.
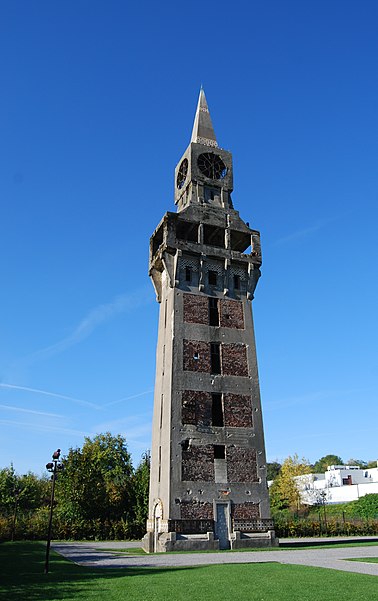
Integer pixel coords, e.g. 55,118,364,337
142,90,277,552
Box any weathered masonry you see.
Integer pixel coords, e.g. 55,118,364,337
142,90,277,552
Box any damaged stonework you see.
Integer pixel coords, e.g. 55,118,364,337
142,89,277,553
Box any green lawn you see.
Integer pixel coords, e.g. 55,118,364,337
348,557,378,563
0,541,377,601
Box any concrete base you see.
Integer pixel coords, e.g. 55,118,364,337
142,531,219,553
142,530,278,553
230,530,278,549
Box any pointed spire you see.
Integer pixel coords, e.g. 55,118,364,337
191,88,218,148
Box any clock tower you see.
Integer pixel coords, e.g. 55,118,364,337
142,89,277,552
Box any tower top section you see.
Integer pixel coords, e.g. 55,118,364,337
190,88,218,148
175,88,233,211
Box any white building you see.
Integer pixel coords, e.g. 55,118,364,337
296,464,378,505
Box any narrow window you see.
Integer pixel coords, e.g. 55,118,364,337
160,394,164,429
158,446,162,482
208,270,217,286
214,445,225,459
210,342,221,374
185,267,192,282
212,393,224,426
209,297,219,326
234,275,241,290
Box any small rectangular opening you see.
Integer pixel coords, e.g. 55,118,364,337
203,224,225,248
212,393,224,426
152,223,164,255
204,186,220,202
209,297,219,326
210,342,221,374
214,445,225,459
185,267,192,282
176,220,199,243
208,270,217,286
233,275,241,290
160,394,164,429
230,230,251,253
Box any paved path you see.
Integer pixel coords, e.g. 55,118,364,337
52,539,378,576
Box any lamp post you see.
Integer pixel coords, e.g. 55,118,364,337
319,490,328,533
44,449,62,575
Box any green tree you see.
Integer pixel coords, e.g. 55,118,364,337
0,466,17,516
313,454,343,473
56,433,133,523
266,461,281,481
132,451,150,537
269,454,311,511
0,467,48,515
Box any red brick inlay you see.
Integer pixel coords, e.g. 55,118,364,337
222,343,248,376
183,340,211,372
226,447,258,482
182,390,212,426
224,393,253,427
182,445,214,481
220,299,244,329
183,294,209,325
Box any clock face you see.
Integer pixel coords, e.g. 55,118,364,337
176,158,188,189
197,153,227,180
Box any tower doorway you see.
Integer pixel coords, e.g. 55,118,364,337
153,501,162,552
215,503,230,549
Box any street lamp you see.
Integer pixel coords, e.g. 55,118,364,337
44,449,63,575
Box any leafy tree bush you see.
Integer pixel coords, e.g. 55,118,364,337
132,451,150,538
266,461,281,481
269,454,311,511
312,455,343,473
353,494,378,519
0,433,151,541
55,433,134,524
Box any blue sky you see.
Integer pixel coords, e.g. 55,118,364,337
1,1,377,475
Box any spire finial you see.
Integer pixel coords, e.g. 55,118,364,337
191,88,218,148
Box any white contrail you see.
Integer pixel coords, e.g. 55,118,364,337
0,403,63,418
0,419,87,437
23,287,151,362
103,389,153,408
0,383,99,409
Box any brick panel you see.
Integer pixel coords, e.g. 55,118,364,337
183,340,211,372
183,294,209,325
182,390,212,427
226,447,258,482
180,501,214,520
232,502,260,520
182,445,214,481
224,394,253,428
221,343,248,376
220,299,244,329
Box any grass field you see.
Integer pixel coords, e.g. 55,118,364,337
1,542,377,601
348,557,378,564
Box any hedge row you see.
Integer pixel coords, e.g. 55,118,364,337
0,509,139,542
274,518,378,538
2,512,378,542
